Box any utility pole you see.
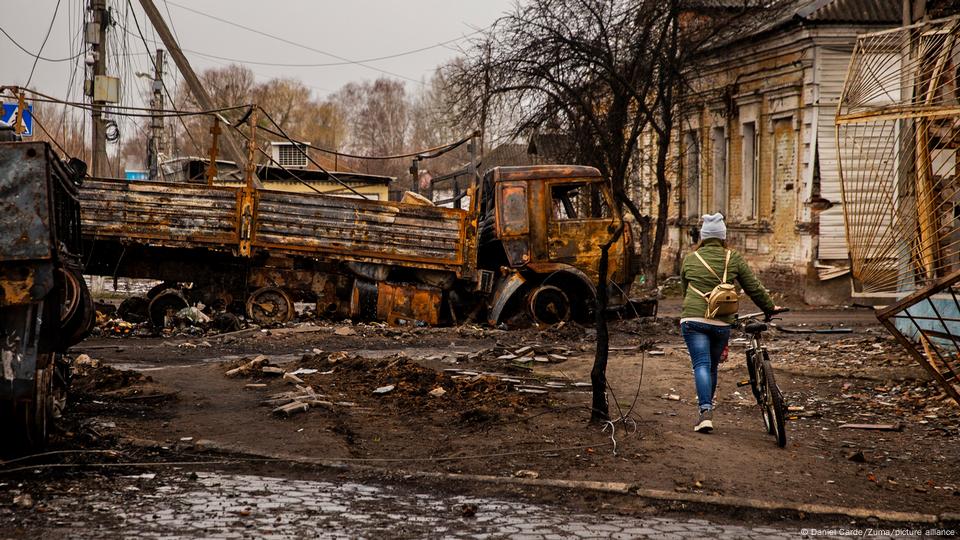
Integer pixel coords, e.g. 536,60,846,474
89,0,109,178
147,49,165,180
138,0,260,187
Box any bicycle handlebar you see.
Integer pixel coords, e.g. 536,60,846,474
737,307,790,323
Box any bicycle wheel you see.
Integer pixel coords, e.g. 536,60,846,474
750,350,774,433
763,360,787,448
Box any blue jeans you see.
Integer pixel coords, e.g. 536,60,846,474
680,321,731,411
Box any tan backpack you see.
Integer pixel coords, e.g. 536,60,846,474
688,249,739,319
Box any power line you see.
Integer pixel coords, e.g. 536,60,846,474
177,28,484,68
125,0,204,156
111,20,478,69
0,24,81,63
163,0,423,84
25,0,63,88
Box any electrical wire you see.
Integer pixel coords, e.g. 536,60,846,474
4,88,250,119
124,0,204,156
0,24,81,63
25,0,63,88
163,0,423,84
113,16,483,69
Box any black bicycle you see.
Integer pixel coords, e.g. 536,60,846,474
734,308,789,448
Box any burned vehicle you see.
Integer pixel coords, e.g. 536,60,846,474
79,164,638,327
0,141,93,450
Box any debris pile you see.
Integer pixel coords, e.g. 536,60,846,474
71,354,173,402
224,351,551,421
772,334,915,371
261,385,356,417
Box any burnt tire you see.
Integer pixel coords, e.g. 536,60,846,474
526,285,571,325
148,289,189,328
58,267,94,349
0,359,54,456
117,296,150,324
246,287,294,326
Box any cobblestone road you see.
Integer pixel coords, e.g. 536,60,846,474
3,470,929,539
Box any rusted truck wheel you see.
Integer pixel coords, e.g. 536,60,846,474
59,267,94,348
246,287,294,325
526,284,571,325
1,358,54,455
148,289,189,328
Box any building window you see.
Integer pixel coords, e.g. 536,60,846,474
712,126,727,215
742,122,759,220
684,130,701,219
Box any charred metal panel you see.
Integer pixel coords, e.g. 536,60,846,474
351,280,441,326
0,144,54,262
79,179,240,249
253,189,470,274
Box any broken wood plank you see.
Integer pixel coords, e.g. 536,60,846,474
273,401,309,416
838,423,903,432
283,372,304,384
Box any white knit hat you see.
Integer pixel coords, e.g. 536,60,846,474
700,213,727,240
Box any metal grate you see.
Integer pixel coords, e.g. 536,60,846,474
836,16,960,297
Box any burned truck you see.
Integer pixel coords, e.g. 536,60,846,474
0,141,93,450
79,164,638,327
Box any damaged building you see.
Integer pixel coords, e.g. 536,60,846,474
636,0,902,304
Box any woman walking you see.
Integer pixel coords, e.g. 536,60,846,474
680,213,780,433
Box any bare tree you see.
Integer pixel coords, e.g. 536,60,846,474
452,0,773,287
450,0,776,421
330,78,411,180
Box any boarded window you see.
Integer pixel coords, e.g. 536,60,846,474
684,131,701,219
742,122,759,219
712,126,727,215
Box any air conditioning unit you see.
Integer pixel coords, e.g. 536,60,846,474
271,141,309,169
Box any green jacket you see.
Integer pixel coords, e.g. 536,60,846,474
679,238,775,323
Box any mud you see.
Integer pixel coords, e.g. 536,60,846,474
5,304,958,530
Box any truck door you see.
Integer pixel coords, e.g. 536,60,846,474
494,180,532,266
546,180,619,269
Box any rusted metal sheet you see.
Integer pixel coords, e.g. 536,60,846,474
253,189,471,274
79,178,240,249
79,179,476,275
0,144,54,262
1,143,81,307
350,279,441,326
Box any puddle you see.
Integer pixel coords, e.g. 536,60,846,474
26,471,802,539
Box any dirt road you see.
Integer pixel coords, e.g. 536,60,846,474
2,305,958,536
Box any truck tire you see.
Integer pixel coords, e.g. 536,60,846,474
59,267,94,349
117,296,150,324
526,285,571,325
148,289,189,328
1,358,54,455
246,287,294,325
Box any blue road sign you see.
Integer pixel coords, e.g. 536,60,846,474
1,103,33,136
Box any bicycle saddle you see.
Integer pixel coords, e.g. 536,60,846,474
745,321,767,333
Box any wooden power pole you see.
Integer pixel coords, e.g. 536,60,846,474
137,0,260,187
147,49,165,180
89,0,109,178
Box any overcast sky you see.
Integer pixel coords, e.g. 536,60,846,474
1,0,515,107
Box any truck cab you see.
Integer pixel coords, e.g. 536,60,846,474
480,165,636,325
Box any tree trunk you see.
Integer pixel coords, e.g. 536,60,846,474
591,224,624,423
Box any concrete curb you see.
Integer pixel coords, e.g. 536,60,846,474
168,438,951,526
